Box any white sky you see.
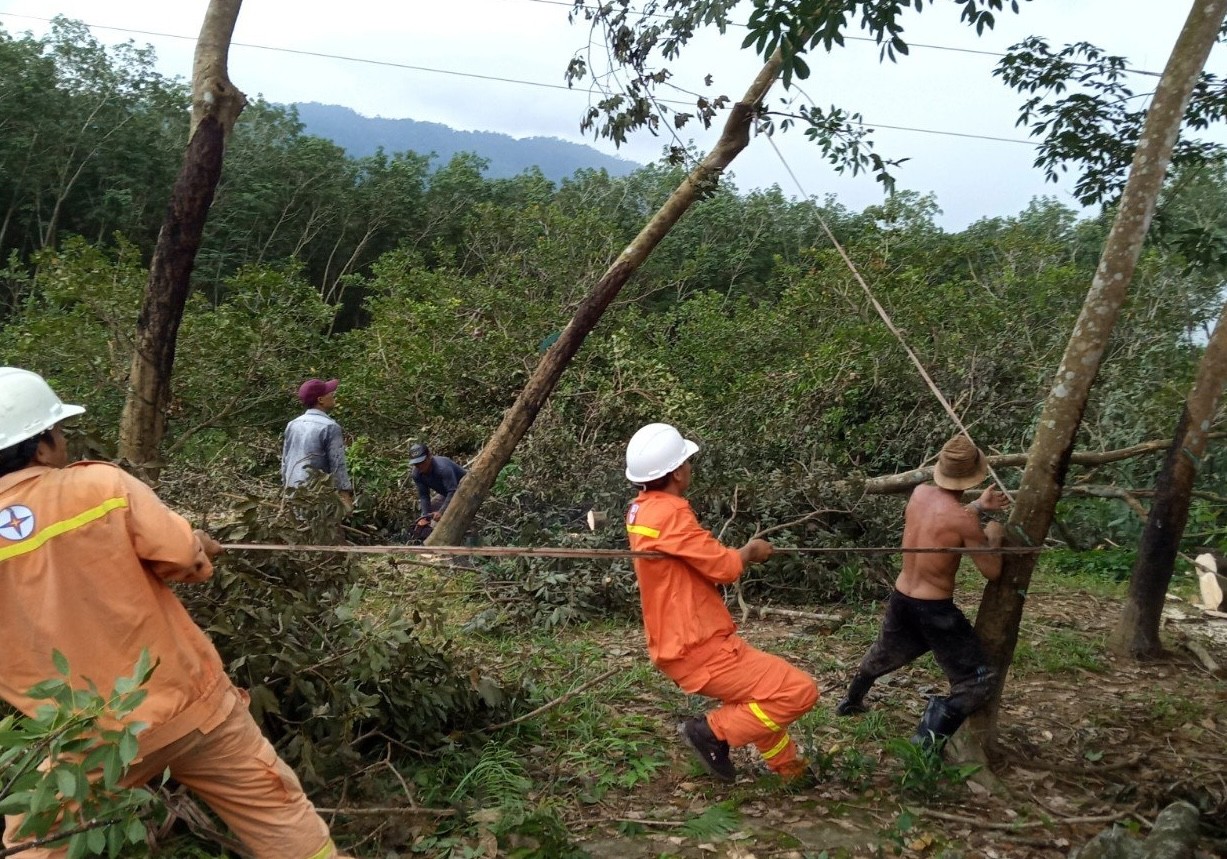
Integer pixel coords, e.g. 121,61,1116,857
1,0,1223,228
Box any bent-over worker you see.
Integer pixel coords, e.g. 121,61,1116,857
835,434,1009,752
624,422,818,784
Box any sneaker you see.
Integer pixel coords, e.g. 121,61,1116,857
835,696,868,717
677,717,736,782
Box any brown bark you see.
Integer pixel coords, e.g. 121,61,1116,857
117,0,246,480
967,0,1227,748
427,55,785,545
1111,300,1227,658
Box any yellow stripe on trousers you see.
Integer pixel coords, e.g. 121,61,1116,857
0,497,128,563
749,702,782,732
304,838,337,859
762,732,792,760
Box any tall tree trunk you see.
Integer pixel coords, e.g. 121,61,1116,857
968,0,1227,749
117,0,246,480
426,55,785,545
1111,299,1227,657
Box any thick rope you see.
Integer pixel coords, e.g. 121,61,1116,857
220,542,1044,558
762,134,1013,498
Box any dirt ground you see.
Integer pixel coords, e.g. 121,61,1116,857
549,586,1227,859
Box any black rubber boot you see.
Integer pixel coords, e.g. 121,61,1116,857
835,673,874,716
909,696,966,751
678,716,736,782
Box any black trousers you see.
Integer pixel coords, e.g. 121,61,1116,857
847,590,995,716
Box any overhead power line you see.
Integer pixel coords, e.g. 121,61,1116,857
518,0,1164,76
0,10,1039,148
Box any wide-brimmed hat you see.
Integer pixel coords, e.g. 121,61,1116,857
933,435,987,491
297,378,338,407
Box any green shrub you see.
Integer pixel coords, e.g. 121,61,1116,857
0,652,159,858
183,484,515,784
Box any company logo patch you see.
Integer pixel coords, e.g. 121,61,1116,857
627,502,639,525
0,505,35,542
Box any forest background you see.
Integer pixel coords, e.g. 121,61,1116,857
2,12,1227,858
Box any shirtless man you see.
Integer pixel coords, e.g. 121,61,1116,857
834,435,1009,750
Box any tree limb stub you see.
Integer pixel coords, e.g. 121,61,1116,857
860,434,1224,494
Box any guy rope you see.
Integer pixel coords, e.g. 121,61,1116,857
763,133,1013,498
220,543,1043,558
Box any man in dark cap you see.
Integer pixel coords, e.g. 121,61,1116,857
834,435,1009,751
407,442,466,540
281,378,353,511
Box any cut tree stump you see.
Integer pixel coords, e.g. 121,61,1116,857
1194,553,1226,611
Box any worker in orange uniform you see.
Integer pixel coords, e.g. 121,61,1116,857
0,368,351,859
624,422,819,784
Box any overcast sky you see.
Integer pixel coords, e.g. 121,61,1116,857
1,0,1223,228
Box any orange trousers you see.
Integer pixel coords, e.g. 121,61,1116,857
663,634,818,773
4,693,340,859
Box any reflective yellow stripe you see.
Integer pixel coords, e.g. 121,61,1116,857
626,524,660,539
762,732,791,760
0,497,128,563
749,702,781,732
303,839,336,859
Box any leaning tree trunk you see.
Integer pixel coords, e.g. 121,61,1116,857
1111,299,1227,658
117,0,246,481
967,0,1227,748
427,55,786,545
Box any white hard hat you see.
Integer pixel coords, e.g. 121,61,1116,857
625,423,699,483
0,368,85,449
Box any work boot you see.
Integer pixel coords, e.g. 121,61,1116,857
835,696,868,717
678,716,736,783
909,696,966,752
835,673,874,716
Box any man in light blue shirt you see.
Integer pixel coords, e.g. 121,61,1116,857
281,378,353,511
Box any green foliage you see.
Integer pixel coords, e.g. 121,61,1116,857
996,36,1227,207
884,737,980,798
568,0,1026,187
1042,546,1136,585
556,713,670,803
677,801,741,839
184,485,513,784
0,652,159,858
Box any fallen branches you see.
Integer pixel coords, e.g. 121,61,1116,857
909,806,1132,831
315,806,457,817
482,667,623,732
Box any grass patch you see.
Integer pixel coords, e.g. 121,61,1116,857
1013,628,1106,675
1038,548,1132,597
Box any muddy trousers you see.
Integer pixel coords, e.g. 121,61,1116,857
844,591,995,722
4,694,339,859
665,634,818,774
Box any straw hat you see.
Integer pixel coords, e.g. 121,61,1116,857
933,435,987,491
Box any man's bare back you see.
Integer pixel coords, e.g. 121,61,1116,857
896,484,1006,600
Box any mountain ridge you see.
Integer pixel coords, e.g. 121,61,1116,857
291,102,640,182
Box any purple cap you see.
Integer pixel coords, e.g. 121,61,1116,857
297,378,338,407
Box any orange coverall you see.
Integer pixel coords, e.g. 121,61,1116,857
626,490,818,774
0,461,339,859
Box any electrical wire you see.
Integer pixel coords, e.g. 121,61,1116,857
0,10,1051,150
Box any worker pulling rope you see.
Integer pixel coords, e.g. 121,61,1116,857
220,542,1044,558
